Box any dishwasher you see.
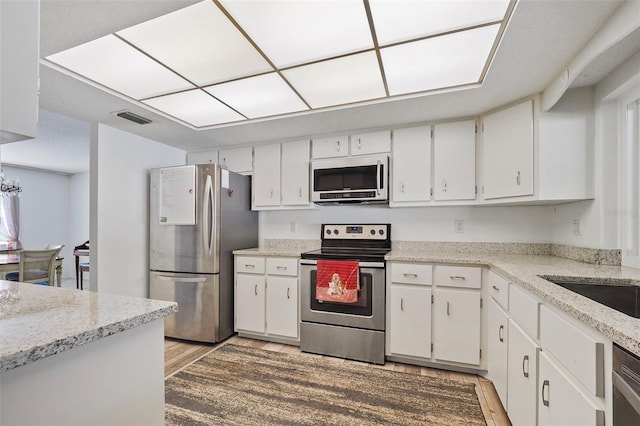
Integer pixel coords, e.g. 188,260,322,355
613,343,640,425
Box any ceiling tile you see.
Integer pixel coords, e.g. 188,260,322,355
45,34,194,99
282,51,386,109
117,0,273,86
221,0,373,68
143,90,245,127
382,24,501,96
204,73,308,119
370,0,510,46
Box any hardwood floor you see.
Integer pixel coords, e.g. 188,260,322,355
164,336,511,426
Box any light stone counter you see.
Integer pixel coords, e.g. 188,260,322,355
386,248,640,357
0,283,177,372
233,239,320,258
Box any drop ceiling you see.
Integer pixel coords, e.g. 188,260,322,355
7,0,636,174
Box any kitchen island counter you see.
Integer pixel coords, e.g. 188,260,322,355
0,283,177,425
387,248,640,357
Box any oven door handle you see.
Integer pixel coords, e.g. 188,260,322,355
614,371,640,416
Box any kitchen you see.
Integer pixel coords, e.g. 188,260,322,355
1,0,640,425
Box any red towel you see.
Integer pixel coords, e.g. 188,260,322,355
316,260,359,304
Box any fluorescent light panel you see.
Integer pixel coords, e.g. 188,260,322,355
117,1,272,87
205,73,309,119
142,90,244,127
46,34,194,99
221,0,373,68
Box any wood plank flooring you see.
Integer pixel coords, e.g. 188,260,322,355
164,336,511,426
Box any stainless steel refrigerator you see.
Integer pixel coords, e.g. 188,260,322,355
149,164,258,343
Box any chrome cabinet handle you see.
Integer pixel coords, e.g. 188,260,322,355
542,380,550,406
287,287,290,299
403,273,418,278
517,170,521,186
442,180,447,192
270,189,274,198
276,266,287,270
498,324,504,342
400,298,404,311
245,264,255,268
336,140,340,151
450,275,466,280
357,138,361,150
446,301,450,316
523,355,529,378
254,284,258,296
298,187,302,197
400,182,405,193
492,285,500,292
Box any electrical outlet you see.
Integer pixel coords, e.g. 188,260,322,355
573,219,581,236
455,220,464,233
290,222,297,233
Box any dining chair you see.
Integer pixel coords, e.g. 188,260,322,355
79,261,89,290
5,246,64,286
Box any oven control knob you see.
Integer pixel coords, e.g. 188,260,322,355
333,229,339,235
325,229,331,235
379,229,384,235
370,229,375,235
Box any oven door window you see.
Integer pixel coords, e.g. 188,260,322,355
309,269,373,316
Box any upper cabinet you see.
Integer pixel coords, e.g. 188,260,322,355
252,139,312,210
187,150,218,165
433,120,477,201
390,126,431,206
480,89,594,203
219,146,253,174
312,131,390,159
0,0,40,143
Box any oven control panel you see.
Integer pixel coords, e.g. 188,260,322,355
321,224,390,240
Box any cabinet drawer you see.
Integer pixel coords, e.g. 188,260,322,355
434,265,481,289
488,271,509,308
266,257,298,276
509,284,540,338
539,305,604,397
391,263,432,285
236,256,265,274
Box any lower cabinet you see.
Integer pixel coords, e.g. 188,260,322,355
507,319,540,426
538,352,605,426
235,255,299,343
389,285,432,358
487,297,509,406
433,288,481,365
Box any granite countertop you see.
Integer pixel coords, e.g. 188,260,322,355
387,249,640,357
233,247,307,257
0,284,177,372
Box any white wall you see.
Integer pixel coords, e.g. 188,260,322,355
91,124,185,298
552,50,640,249
260,204,552,243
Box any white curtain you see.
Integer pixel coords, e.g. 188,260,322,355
0,195,21,248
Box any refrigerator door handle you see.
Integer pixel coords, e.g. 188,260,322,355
155,275,208,283
203,174,215,257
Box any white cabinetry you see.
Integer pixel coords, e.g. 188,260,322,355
388,263,433,358
433,120,476,201
487,297,509,406
219,146,253,174
390,126,431,205
507,319,540,426
253,144,281,208
252,139,311,210
187,150,218,165
312,135,349,158
481,89,593,203
235,255,300,343
349,130,391,155
0,0,40,143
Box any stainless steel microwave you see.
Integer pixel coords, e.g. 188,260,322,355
311,154,389,203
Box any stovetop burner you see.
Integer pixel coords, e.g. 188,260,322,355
300,224,391,263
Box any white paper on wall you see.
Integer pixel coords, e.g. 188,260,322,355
159,165,196,225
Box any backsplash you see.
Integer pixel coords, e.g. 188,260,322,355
550,244,621,266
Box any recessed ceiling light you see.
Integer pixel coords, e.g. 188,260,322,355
46,34,193,99
221,0,373,68
205,73,308,119
117,1,272,86
282,51,386,109
142,89,245,127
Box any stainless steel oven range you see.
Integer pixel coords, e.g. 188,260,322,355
300,223,391,365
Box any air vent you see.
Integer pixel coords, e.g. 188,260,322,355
114,110,152,125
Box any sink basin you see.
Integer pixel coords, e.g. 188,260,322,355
539,276,640,318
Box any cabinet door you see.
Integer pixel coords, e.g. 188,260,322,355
433,120,476,201
187,150,218,165
391,126,431,203
389,285,432,358
219,146,253,173
350,130,391,155
253,144,281,207
538,352,605,426
507,319,540,426
312,135,348,158
487,298,509,407
433,288,481,365
266,276,298,338
236,274,265,333
482,100,534,199
281,139,310,206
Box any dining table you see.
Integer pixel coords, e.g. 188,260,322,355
0,253,63,286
